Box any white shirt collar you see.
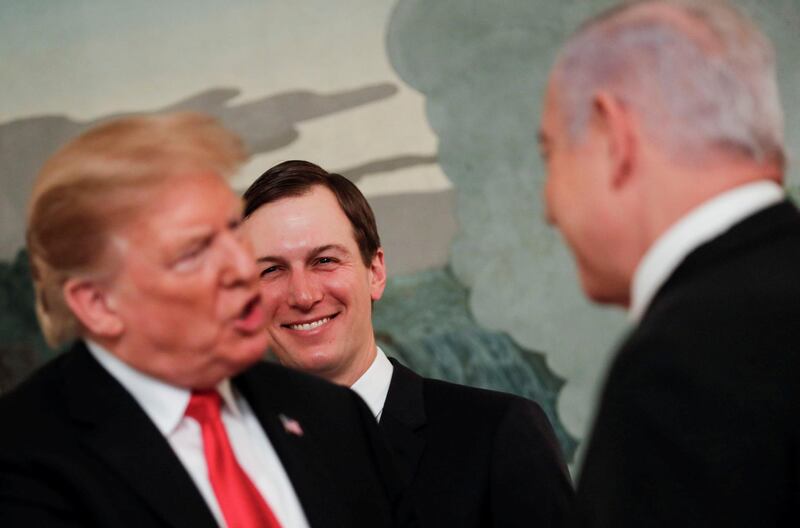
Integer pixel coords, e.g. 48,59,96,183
350,347,394,421
85,340,241,435
629,181,784,322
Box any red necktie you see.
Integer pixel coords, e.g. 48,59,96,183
186,390,282,528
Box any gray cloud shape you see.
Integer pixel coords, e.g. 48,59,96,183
385,0,800,439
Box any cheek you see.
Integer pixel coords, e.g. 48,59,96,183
258,280,286,316
136,274,222,329
544,162,575,221
543,177,558,223
323,273,364,307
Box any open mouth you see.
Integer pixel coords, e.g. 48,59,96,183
282,313,339,332
233,294,264,333
241,296,259,318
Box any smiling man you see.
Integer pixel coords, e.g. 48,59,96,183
242,160,573,528
0,114,414,528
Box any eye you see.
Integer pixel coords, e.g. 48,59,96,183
184,245,204,260
315,256,338,266
259,265,280,278
178,239,211,263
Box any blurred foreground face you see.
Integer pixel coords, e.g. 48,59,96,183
243,186,385,384
107,172,269,387
539,81,626,304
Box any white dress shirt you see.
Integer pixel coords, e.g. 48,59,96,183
629,181,784,322
350,347,394,421
86,340,310,528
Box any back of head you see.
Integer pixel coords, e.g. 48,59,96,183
243,160,381,266
27,112,246,347
554,0,784,169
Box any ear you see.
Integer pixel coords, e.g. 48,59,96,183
62,277,124,339
591,91,638,189
368,248,387,302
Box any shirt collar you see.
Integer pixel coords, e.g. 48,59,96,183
629,181,784,322
85,340,241,434
350,347,394,420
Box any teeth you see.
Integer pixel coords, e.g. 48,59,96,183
289,317,330,331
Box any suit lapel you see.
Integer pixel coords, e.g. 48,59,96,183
379,359,426,488
233,365,338,528
63,343,217,528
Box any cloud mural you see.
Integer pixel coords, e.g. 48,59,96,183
385,0,800,445
0,84,406,258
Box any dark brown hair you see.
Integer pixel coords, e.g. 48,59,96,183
243,160,380,266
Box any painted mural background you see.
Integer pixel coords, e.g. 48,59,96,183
2,0,798,467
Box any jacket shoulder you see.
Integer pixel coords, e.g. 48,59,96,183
421,375,547,424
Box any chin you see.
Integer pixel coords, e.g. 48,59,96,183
278,349,338,377
229,335,270,368
301,353,339,374
580,275,629,307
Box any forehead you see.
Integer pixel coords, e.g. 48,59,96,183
245,186,358,253
120,173,239,244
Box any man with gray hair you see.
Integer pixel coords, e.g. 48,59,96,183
538,1,798,526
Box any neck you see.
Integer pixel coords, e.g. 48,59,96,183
637,155,782,256
329,340,378,387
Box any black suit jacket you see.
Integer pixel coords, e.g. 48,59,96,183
575,200,800,527
380,358,573,527
0,341,413,527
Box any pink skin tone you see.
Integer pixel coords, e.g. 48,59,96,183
539,80,638,306
68,172,270,388
242,186,386,386
538,74,780,308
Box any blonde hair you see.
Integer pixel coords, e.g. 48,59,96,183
26,112,247,346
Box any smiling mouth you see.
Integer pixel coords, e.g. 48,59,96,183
283,313,338,332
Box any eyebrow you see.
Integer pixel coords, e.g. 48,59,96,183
255,244,350,264
168,227,215,250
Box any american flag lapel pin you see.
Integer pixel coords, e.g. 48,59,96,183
279,414,304,437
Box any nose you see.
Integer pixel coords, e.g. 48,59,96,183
287,269,322,310
221,232,258,287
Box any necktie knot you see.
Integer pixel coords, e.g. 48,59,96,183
185,390,222,422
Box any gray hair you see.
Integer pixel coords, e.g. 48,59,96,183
553,0,784,167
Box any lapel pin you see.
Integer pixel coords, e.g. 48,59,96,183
279,414,304,437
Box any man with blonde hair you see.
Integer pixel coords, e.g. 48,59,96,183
538,1,798,526
0,113,413,527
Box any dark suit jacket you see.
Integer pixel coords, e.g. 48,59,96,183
0,341,413,528
575,200,800,527
380,358,574,527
